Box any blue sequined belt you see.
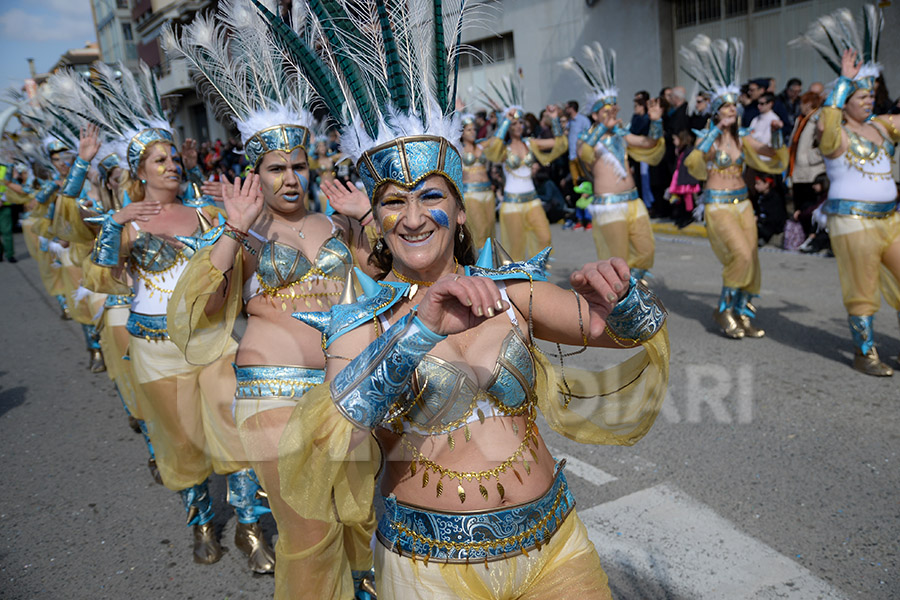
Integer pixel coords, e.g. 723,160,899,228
234,365,324,399
377,463,574,564
104,294,133,308
463,181,492,193
126,312,169,341
824,198,897,219
704,187,748,204
593,188,639,205
503,191,538,204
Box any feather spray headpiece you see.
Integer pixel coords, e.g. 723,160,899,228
252,0,487,200
162,0,316,168
561,42,618,112
790,4,883,92
679,35,743,114
477,76,525,120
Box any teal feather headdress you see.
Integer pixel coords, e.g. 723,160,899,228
790,4,883,92
679,35,743,114
251,0,486,199
561,42,618,112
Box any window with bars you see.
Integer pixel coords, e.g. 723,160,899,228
676,0,812,28
725,0,749,17
753,0,781,11
457,33,515,70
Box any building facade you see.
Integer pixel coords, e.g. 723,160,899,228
90,0,140,72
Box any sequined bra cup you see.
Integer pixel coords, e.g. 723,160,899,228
255,235,352,294
400,327,536,434
504,146,537,171
711,150,744,172
130,229,197,271
462,151,487,168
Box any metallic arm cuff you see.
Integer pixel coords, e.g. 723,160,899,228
187,165,204,184
605,278,667,344
34,181,59,205
494,117,511,140
91,213,124,266
696,126,722,153
551,117,563,137
649,119,664,140
582,123,608,147
62,157,90,198
330,312,446,429
825,76,854,109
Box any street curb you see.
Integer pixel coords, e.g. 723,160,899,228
651,220,708,238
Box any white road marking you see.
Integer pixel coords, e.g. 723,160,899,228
549,449,618,486
579,484,849,599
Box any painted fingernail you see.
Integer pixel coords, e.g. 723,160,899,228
495,300,504,311
606,292,618,302
486,307,495,317
465,297,473,307
475,306,484,317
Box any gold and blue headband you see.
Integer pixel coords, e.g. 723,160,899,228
97,153,120,182
127,127,175,175
590,95,618,113
712,92,739,115
47,140,70,155
357,135,463,202
244,124,312,169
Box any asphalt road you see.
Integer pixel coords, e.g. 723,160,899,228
1,225,897,599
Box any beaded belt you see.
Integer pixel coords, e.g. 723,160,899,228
704,187,748,204
824,198,898,219
503,191,538,204
377,463,574,565
126,312,169,341
593,188,639,205
463,181,492,193
104,294,133,308
234,364,324,399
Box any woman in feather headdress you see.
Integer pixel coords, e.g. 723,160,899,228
457,112,496,250
681,35,789,340
72,60,269,570
481,80,568,262
563,42,667,285
255,0,670,596
163,0,379,591
793,4,900,376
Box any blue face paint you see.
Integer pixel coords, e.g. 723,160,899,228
429,209,450,228
411,179,427,192
295,170,308,192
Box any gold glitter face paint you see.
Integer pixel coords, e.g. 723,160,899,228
381,213,399,232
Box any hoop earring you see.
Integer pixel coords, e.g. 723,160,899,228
374,238,384,252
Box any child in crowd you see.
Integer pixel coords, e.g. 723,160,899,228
571,180,594,231
755,174,787,247
668,130,700,229
797,173,832,255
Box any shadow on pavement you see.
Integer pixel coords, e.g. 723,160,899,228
0,378,27,419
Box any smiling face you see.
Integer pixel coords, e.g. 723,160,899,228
845,88,874,122
137,142,180,194
509,119,525,140
462,122,476,143
50,151,73,178
716,102,738,121
375,174,465,278
257,148,310,214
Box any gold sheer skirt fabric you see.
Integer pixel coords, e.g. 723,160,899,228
464,189,498,251
705,200,761,293
828,213,900,315
499,201,552,263
589,200,655,271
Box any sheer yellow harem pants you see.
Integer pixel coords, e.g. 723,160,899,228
500,199,552,263
129,334,245,491
100,306,146,420
589,199,655,271
376,511,611,600
236,401,374,600
705,200,761,294
827,213,900,316
464,189,497,251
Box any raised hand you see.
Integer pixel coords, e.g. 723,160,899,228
222,173,263,232
321,179,371,222
545,104,560,119
840,49,861,80
569,258,632,338
200,177,228,203
648,98,663,121
78,124,102,162
770,119,784,130
112,199,161,225
416,274,510,336
181,139,199,171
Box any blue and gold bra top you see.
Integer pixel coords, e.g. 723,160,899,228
711,150,745,171
398,316,536,436
130,208,216,271
845,126,896,161
248,219,352,297
504,141,537,170
462,151,487,168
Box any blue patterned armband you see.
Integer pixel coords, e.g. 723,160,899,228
582,123,608,147
696,126,722,153
34,180,59,205
550,117,563,137
770,126,784,150
494,117,511,140
605,278,667,344
825,76,854,109
649,119,664,140
62,157,90,198
330,311,446,429
187,165,204,183
91,213,124,266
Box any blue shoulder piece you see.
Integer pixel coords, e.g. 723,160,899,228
176,223,225,251
293,267,410,348
466,246,551,282
738,127,751,138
